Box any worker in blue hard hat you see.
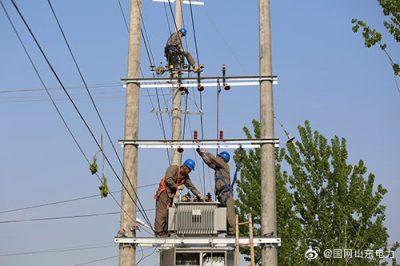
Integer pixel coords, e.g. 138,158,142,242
164,28,201,72
197,148,235,236
154,158,204,237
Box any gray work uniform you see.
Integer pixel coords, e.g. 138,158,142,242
198,152,236,235
164,32,196,67
154,165,201,236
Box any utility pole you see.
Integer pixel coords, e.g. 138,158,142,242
259,0,278,265
171,0,183,165
119,0,142,265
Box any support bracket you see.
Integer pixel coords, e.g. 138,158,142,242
118,138,280,149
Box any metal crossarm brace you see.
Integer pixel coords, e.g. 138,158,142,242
114,236,281,247
118,138,280,149
121,75,278,89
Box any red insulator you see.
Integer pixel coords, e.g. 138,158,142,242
219,130,224,140
194,130,198,140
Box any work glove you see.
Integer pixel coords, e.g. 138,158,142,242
197,194,205,202
196,147,206,155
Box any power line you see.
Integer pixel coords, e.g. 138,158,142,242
137,247,157,265
116,0,129,32
1,0,143,231
0,243,114,257
47,0,155,229
0,182,157,214
0,82,121,94
0,209,155,224
71,255,117,266
0,211,119,224
188,0,201,65
10,0,154,231
117,0,172,163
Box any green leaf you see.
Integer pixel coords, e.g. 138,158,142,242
89,156,98,175
236,120,388,265
99,175,109,198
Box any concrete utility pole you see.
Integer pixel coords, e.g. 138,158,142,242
119,0,142,265
259,0,278,265
171,0,183,165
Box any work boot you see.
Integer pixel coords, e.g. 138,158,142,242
192,65,200,73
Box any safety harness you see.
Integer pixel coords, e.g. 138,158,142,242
154,166,184,200
215,169,232,206
231,146,244,190
215,147,244,205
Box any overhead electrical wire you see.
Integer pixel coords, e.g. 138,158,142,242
0,209,155,224
116,0,172,162
0,211,120,224
47,0,157,228
9,0,154,231
0,0,145,231
0,182,157,214
47,0,156,230
0,82,121,94
0,243,114,257
71,255,118,266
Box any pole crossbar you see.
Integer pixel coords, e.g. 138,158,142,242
114,236,281,247
118,138,280,149
153,0,205,6
122,75,277,83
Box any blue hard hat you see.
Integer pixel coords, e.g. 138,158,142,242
183,159,195,171
179,28,187,36
217,151,230,163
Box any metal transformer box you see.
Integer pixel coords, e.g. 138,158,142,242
168,202,227,235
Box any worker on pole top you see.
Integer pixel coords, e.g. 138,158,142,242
164,28,201,73
154,159,204,237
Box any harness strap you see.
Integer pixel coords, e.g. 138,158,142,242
215,170,232,206
154,166,183,200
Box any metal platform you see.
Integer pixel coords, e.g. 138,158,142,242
114,236,281,248
118,138,280,149
121,75,278,89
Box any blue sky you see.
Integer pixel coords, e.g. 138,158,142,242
0,0,399,265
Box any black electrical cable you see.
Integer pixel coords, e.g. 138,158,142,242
121,0,172,162
216,79,221,153
163,0,172,34
0,209,156,224
71,255,117,266
116,0,129,32
0,182,157,214
0,82,121,94
188,0,200,64
0,244,114,257
10,0,154,231
47,0,154,229
0,0,141,229
0,211,120,224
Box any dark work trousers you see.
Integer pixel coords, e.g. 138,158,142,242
154,191,171,236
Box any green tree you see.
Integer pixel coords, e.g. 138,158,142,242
234,120,389,265
352,0,400,76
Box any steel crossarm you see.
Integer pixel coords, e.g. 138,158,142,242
121,75,278,89
114,236,281,247
118,138,280,149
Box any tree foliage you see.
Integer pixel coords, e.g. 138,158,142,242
352,0,400,76
234,120,389,265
